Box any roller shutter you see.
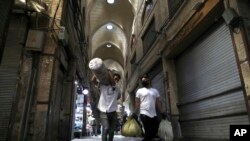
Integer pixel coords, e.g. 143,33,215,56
149,62,167,112
0,15,27,141
0,0,15,62
175,23,249,140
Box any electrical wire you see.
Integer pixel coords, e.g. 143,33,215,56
68,0,87,50
66,0,89,85
20,0,63,32
51,0,62,32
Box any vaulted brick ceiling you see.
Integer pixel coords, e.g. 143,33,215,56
87,0,135,78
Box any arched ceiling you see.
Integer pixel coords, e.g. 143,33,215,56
88,0,134,38
87,0,135,78
92,23,127,59
93,43,124,66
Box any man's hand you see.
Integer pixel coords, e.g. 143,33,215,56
161,113,167,120
131,113,138,119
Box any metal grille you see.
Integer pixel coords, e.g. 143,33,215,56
175,24,249,139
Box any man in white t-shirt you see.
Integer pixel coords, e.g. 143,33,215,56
134,74,165,141
92,71,121,141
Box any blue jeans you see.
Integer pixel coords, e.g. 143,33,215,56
100,111,117,141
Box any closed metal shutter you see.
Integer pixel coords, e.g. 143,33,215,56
149,63,167,111
0,67,18,141
0,15,27,141
175,23,249,139
0,0,15,62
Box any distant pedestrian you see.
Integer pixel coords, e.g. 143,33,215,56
88,115,98,136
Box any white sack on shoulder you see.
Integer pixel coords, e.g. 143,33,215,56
89,58,103,70
158,119,173,141
89,58,110,85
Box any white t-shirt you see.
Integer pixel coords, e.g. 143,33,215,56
88,115,95,125
136,87,160,118
98,84,121,113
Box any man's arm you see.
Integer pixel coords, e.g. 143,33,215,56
156,97,167,119
117,88,121,99
91,75,98,86
107,70,115,86
134,97,140,114
156,97,163,113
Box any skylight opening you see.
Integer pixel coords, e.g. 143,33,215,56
106,44,112,48
106,24,113,30
107,0,115,4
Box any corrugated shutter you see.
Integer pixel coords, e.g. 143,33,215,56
0,15,27,141
175,23,249,139
0,67,18,141
149,63,167,111
0,0,15,62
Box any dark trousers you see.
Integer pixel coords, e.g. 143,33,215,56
92,125,97,136
140,114,159,141
100,111,117,141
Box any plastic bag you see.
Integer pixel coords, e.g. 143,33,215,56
158,119,173,141
121,116,142,137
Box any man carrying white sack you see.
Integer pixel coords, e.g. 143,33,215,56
90,58,121,141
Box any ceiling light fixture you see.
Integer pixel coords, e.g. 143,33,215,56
107,0,115,4
106,44,112,48
106,24,113,30
83,89,89,95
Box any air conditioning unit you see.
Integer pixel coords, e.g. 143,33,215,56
25,30,45,51
58,26,68,46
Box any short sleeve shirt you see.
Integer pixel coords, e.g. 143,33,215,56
136,87,160,118
98,84,121,113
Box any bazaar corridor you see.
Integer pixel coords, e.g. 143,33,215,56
1,0,250,141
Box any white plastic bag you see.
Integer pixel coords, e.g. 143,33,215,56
158,119,173,141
